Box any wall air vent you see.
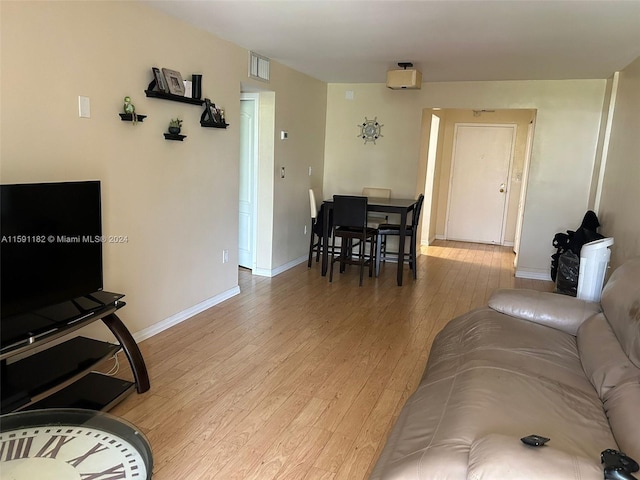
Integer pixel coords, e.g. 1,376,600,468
249,52,270,82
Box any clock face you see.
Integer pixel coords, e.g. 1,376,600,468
1,409,152,480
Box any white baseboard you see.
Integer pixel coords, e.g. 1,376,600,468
133,285,241,342
253,255,307,278
421,236,437,246
432,235,514,248
515,268,552,281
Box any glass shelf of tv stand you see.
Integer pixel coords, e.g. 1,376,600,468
0,291,146,414
0,337,130,414
0,292,125,360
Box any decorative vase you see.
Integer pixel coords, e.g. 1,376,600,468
192,74,202,100
168,126,180,135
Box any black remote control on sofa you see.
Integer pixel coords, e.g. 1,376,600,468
520,434,550,447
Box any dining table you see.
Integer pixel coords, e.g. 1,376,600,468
321,196,419,286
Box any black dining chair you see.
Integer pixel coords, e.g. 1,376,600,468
329,195,378,286
376,194,425,279
308,188,334,267
308,189,322,267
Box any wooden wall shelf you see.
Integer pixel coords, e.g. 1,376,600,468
201,122,229,129
164,133,186,141
119,113,147,122
145,89,204,106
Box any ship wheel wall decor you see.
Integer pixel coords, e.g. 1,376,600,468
359,117,383,144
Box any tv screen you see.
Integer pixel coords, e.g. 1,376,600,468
1,181,103,321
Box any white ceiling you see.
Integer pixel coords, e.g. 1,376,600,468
145,0,640,83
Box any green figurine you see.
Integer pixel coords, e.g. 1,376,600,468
123,96,137,123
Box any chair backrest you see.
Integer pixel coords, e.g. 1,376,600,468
412,194,425,228
309,188,318,219
333,195,368,229
362,187,391,199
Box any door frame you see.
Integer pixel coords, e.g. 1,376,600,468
513,116,536,265
239,92,259,270
444,122,517,245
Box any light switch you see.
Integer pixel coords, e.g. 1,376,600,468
281,131,288,140
78,96,91,118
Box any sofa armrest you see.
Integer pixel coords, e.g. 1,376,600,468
488,289,601,335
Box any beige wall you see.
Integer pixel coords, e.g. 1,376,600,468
324,81,606,279
0,1,326,339
267,64,328,269
596,56,640,269
324,86,423,198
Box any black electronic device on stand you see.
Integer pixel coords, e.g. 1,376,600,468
602,449,639,480
0,181,149,414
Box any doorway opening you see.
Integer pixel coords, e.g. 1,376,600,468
238,93,259,270
418,108,537,257
238,88,276,276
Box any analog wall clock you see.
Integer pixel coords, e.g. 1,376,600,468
358,116,383,144
0,408,153,479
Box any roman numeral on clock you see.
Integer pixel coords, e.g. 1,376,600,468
67,442,109,467
79,462,126,479
36,435,75,459
0,437,34,461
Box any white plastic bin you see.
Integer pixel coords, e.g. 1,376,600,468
577,237,614,302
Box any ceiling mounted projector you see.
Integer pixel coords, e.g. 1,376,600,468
386,62,422,90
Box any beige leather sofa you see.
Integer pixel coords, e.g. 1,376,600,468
370,258,640,480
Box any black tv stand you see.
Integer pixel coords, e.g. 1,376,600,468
0,292,150,414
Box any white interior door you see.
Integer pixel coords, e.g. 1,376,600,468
239,94,258,269
446,123,516,244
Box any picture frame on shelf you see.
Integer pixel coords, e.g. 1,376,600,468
162,68,185,96
209,104,222,124
201,98,226,127
183,80,192,98
152,67,168,92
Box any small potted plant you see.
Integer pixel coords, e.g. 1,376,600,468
168,118,183,134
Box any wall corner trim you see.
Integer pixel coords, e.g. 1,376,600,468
133,286,241,343
254,255,308,278
515,267,552,281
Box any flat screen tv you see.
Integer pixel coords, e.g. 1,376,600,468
1,181,103,348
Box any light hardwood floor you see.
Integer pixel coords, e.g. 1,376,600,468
109,241,554,479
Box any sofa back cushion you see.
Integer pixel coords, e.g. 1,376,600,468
578,257,640,460
578,315,640,455
578,314,638,399
599,257,640,368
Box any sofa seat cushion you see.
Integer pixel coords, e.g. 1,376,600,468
424,308,596,394
467,434,603,480
370,308,617,480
